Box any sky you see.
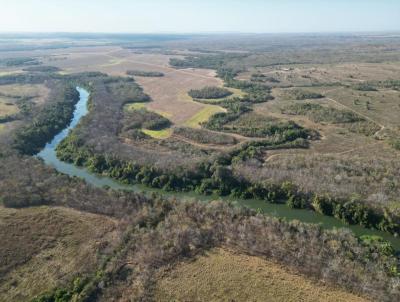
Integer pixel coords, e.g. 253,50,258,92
0,0,399,34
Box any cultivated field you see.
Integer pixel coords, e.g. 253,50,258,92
135,68,225,126
38,47,230,134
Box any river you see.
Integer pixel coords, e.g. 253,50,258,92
37,87,400,250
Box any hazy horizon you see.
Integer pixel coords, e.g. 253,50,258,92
1,0,399,34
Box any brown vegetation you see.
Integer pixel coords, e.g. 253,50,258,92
0,206,120,302
154,248,368,302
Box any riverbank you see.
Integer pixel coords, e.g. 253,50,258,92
37,87,400,250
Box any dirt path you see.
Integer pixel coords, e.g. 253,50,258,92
264,140,383,163
323,88,386,136
263,87,387,164
171,134,229,150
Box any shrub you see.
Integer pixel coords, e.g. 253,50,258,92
173,127,237,145
390,139,400,150
126,70,164,77
282,103,364,124
286,89,324,100
353,83,378,91
188,86,233,99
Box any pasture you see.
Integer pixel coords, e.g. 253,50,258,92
154,248,367,302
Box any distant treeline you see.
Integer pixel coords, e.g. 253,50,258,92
0,57,40,67
22,66,61,73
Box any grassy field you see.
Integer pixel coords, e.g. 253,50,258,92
154,248,367,302
184,105,226,128
142,128,173,139
124,102,146,111
0,206,119,302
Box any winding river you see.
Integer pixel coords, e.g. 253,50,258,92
37,87,400,250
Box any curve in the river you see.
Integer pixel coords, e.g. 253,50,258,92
37,87,400,250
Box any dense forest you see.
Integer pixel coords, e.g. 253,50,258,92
13,85,79,155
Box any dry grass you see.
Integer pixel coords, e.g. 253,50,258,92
154,248,367,302
0,206,120,302
0,84,49,105
135,69,224,126
237,62,400,88
43,47,174,76
323,87,400,129
38,47,226,127
0,99,18,116
254,82,400,161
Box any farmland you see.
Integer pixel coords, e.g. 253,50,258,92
0,33,400,301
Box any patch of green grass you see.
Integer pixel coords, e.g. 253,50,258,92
142,128,172,139
184,105,225,128
227,87,246,97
